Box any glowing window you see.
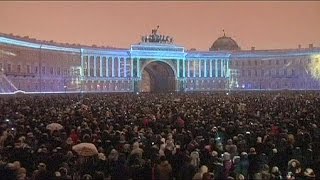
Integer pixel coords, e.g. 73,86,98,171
42,67,45,75
27,65,30,73
17,65,21,73
7,64,11,72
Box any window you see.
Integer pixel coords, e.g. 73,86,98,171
35,66,38,74
7,64,11,72
0,63,2,71
248,61,251,66
17,65,21,73
284,59,287,64
255,70,258,76
42,66,45,74
261,69,264,77
255,60,258,66
269,60,271,65
57,68,61,75
248,70,251,77
50,67,54,75
27,65,30,73
276,60,279,65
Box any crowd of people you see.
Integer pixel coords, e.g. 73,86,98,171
0,91,319,180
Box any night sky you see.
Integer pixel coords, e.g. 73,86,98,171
1,1,319,51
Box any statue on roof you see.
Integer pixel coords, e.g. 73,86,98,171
152,25,160,35
141,26,174,44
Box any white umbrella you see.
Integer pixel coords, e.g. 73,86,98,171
46,123,63,131
72,143,98,157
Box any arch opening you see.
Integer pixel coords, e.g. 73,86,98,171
140,61,176,92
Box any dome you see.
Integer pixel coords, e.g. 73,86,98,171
209,33,240,51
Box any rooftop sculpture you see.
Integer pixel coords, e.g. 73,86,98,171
141,25,174,44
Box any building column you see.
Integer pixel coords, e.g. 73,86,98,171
215,59,218,77
124,58,127,77
198,60,201,78
209,59,212,78
118,58,121,77
112,57,115,77
131,58,133,78
187,60,190,77
183,59,185,78
193,60,196,78
106,57,109,77
204,59,207,78
81,55,84,76
219,59,222,77
137,58,140,78
226,59,229,77
100,56,103,77
88,56,91,77
94,56,97,77
177,59,180,78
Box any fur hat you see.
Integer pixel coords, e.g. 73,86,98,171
304,168,315,178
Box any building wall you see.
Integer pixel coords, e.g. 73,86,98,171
1,34,320,93
230,54,320,90
0,43,80,92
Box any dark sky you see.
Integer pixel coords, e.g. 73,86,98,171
1,1,320,51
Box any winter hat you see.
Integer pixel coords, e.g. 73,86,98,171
304,168,315,178
223,152,231,161
98,153,106,161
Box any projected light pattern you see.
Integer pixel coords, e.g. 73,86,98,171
309,54,320,80
1,30,320,94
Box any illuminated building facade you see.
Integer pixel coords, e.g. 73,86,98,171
0,28,320,93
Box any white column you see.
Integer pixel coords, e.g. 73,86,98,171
81,55,84,76
131,58,133,78
137,58,140,78
226,60,229,77
187,60,190,77
215,59,218,77
183,59,185,78
88,56,91,77
124,58,127,77
112,57,115,77
209,59,212,78
177,59,180,78
223,59,226,77
100,56,103,77
198,60,201,77
221,59,225,77
193,60,196,78
118,57,121,77
204,59,207,78
93,56,97,77
106,57,109,77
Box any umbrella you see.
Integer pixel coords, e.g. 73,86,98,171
72,143,98,157
46,123,63,131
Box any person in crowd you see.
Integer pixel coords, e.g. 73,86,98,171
0,91,318,179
